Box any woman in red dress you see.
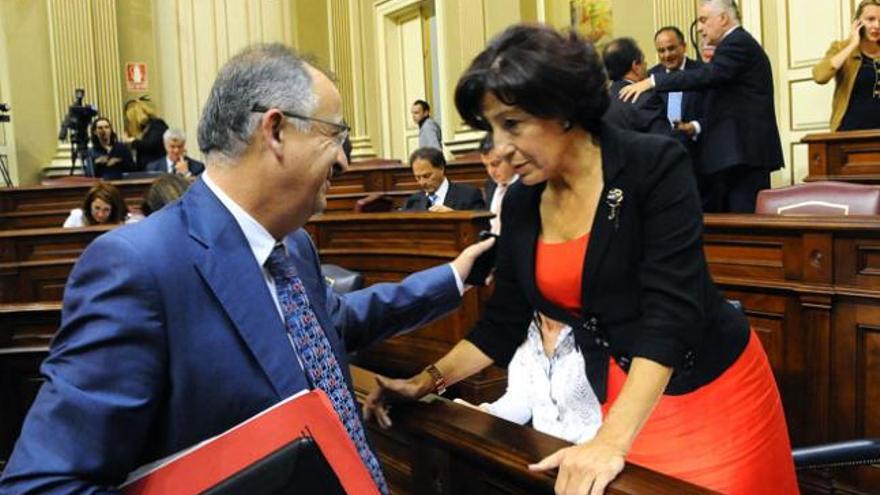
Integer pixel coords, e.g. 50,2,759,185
365,24,798,494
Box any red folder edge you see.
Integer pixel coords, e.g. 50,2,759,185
121,389,379,495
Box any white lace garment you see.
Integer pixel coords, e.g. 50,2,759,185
480,317,603,444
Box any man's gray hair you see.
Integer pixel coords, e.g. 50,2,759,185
163,128,186,143
700,0,741,23
197,43,316,164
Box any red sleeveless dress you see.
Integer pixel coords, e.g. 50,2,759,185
535,234,799,495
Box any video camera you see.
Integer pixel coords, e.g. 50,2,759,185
0,103,9,123
58,88,98,152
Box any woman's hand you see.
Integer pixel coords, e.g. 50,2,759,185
529,438,627,495
850,19,865,47
362,373,433,428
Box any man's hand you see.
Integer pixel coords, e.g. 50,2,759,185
618,79,653,103
428,204,454,212
363,373,434,428
450,236,496,285
675,121,697,138
93,155,109,164
174,159,190,175
107,157,122,167
453,398,490,413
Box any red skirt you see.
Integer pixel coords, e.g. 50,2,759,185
602,330,799,494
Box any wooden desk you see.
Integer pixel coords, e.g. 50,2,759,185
350,366,716,495
330,157,486,195
704,213,880,493
0,302,60,465
0,179,153,213
0,225,112,263
803,130,880,183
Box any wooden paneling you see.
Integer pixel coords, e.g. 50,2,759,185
0,179,153,214
351,366,716,495
705,214,880,494
803,130,880,183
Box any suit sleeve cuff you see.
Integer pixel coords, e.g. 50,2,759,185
691,120,701,140
448,263,466,296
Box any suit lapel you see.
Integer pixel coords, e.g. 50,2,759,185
580,124,627,310
186,180,306,399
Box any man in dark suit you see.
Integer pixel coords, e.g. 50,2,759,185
479,135,517,234
403,147,486,211
601,38,670,135
0,44,493,494
648,26,710,209
145,127,205,176
620,0,784,213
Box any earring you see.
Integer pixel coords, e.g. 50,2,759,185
563,120,572,130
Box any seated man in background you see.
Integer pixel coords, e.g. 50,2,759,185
403,147,485,212
141,173,191,216
146,128,205,177
87,117,134,180
479,135,517,234
602,37,669,134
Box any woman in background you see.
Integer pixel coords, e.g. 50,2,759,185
88,117,133,179
62,183,129,228
124,98,169,170
141,173,191,216
813,0,880,131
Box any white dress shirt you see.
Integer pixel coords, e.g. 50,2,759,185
489,175,518,234
481,316,603,444
429,177,450,207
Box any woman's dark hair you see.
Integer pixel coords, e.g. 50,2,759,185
89,117,118,150
455,24,609,136
82,182,128,225
141,173,191,216
409,146,446,169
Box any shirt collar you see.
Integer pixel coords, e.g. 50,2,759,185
201,170,280,267
434,177,450,202
721,25,740,42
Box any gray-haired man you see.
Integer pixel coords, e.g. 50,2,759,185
145,128,205,176
0,43,492,494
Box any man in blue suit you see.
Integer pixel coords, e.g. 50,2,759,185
0,44,491,494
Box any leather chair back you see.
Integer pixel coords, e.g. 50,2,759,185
354,193,394,213
321,264,364,294
755,181,880,215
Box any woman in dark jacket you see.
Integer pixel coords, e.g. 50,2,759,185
124,98,169,170
365,24,797,495
87,117,134,179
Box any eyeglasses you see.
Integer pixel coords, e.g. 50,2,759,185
251,104,350,147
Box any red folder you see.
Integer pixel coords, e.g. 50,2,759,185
121,389,379,495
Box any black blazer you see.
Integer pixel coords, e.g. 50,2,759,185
131,118,169,171
653,27,784,174
465,124,749,402
603,80,671,135
403,181,486,211
648,59,706,174
145,156,205,176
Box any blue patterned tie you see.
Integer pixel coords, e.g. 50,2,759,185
265,244,388,495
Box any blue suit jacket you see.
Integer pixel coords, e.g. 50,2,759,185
0,179,460,494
